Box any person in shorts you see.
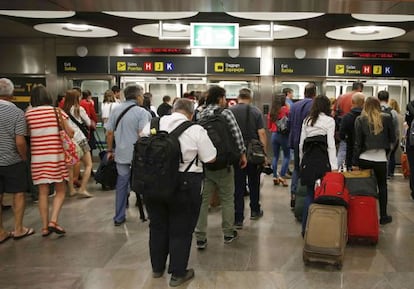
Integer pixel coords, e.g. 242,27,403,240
0,78,35,242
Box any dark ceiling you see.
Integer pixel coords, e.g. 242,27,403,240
0,0,413,42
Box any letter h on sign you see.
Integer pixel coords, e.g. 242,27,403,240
144,62,153,71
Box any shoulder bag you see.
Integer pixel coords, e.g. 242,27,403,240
54,108,79,166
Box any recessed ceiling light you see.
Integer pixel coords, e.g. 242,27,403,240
34,23,118,38
226,12,324,21
326,26,405,41
102,11,198,20
0,10,75,18
162,23,187,32
254,24,283,32
63,24,92,32
351,26,379,35
352,14,414,22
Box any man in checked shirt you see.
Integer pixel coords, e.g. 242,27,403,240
195,86,247,249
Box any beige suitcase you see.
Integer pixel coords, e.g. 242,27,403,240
303,203,347,269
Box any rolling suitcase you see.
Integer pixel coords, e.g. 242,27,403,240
342,169,377,197
314,172,349,207
401,153,410,178
303,204,347,269
347,195,379,244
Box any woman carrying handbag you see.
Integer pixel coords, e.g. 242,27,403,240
26,85,74,236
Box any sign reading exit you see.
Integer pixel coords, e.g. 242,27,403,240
190,23,239,49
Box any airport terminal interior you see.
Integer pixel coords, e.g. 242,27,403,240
1,170,414,289
1,1,414,288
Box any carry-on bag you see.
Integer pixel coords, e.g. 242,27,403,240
347,195,379,244
303,204,347,269
401,153,410,178
313,172,349,207
342,169,377,197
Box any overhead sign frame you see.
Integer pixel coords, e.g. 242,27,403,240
190,23,239,49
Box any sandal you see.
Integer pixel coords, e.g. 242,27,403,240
41,228,51,237
47,221,66,235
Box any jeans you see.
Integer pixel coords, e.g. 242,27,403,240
358,159,388,217
114,163,131,223
291,146,300,197
271,132,291,178
195,167,235,239
302,185,314,235
145,173,203,277
337,140,347,169
233,163,261,223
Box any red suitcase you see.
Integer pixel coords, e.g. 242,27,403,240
347,195,379,244
314,172,349,207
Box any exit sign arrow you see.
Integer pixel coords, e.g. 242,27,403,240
191,23,239,49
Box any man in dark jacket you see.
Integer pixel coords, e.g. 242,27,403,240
157,95,173,117
339,92,365,170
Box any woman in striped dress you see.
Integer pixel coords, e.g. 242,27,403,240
25,85,74,236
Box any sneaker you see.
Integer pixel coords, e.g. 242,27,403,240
224,230,239,244
152,269,165,278
234,221,243,230
380,215,393,225
114,219,126,226
169,269,195,287
196,239,207,249
250,210,264,220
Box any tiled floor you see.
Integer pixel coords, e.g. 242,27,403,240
1,173,413,289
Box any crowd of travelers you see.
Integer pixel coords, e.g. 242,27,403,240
0,77,411,286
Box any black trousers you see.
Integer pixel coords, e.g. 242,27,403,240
358,159,388,217
144,173,203,277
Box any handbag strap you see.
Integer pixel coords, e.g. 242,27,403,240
53,108,63,131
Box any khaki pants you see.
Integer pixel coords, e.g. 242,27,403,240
195,167,235,240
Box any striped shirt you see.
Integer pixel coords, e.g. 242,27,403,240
200,104,246,154
25,106,69,184
0,100,27,166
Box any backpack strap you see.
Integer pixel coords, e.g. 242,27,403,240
115,104,136,131
170,121,195,164
150,117,161,134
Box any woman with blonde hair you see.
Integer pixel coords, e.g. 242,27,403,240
63,89,93,198
26,85,73,236
101,89,119,124
353,96,395,225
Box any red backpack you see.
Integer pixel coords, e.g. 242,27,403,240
314,172,349,208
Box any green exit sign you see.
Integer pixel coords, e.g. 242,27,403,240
190,23,239,49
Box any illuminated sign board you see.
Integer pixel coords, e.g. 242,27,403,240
191,23,239,49
110,57,205,74
328,59,414,77
274,59,327,76
342,51,410,59
123,48,191,55
57,57,109,74
207,57,260,74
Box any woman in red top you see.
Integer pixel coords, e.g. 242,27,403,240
267,93,290,187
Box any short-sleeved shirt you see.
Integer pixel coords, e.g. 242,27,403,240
105,100,152,164
142,112,216,173
0,100,27,166
229,103,264,142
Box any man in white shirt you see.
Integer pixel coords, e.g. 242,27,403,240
141,98,216,287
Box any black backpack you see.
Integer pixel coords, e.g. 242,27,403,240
131,117,194,200
198,108,240,170
94,151,118,189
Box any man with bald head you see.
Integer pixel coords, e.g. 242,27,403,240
339,92,365,170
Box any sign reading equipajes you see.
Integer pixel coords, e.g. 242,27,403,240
328,59,414,77
274,59,327,76
110,57,205,74
207,57,260,74
57,57,109,74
